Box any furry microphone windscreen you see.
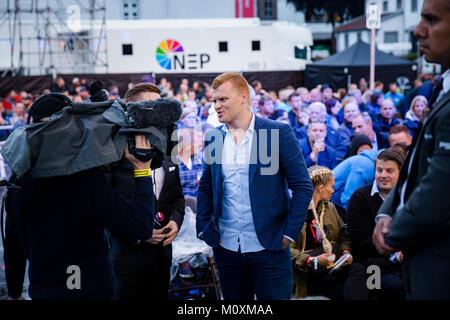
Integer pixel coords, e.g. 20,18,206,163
126,98,182,128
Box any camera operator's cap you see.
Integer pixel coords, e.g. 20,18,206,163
27,93,72,124
349,133,372,156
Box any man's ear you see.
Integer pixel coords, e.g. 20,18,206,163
241,90,249,105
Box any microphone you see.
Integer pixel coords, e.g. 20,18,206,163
126,98,182,128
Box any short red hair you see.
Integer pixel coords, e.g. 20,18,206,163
212,72,250,103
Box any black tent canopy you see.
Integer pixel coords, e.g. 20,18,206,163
305,40,417,92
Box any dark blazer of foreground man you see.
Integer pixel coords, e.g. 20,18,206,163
3,96,156,300
374,0,450,299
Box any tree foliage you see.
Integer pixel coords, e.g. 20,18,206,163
287,0,365,26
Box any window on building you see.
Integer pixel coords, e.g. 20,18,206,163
411,0,418,12
62,32,87,52
397,0,402,10
122,44,133,55
123,0,140,20
383,1,388,12
63,38,74,52
252,40,261,51
384,31,399,43
357,32,362,41
264,0,273,16
294,46,307,59
257,0,277,20
344,33,349,49
219,41,228,52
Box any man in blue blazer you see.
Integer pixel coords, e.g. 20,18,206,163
299,120,337,169
196,72,313,300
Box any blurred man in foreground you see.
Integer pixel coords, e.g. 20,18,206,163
373,0,450,299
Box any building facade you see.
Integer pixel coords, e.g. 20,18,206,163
335,0,423,57
0,0,348,75
109,0,332,46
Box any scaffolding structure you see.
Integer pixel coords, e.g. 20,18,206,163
0,0,108,76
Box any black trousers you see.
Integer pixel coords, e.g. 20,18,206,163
307,263,369,300
113,242,172,300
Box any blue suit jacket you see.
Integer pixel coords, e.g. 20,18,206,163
299,138,337,170
294,124,347,164
372,114,400,135
196,116,313,250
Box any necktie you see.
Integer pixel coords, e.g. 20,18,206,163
428,78,444,110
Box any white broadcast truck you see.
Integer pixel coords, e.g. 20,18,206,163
105,18,313,75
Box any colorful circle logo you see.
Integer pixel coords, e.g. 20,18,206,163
156,39,184,70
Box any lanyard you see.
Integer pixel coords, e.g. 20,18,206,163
310,199,333,255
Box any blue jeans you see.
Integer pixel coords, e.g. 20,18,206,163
213,245,292,300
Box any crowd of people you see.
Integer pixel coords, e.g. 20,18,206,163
0,72,434,141
1,0,449,300
0,72,433,202
0,69,445,299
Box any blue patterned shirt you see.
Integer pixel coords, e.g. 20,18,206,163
178,153,203,197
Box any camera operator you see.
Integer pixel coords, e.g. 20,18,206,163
108,82,185,300
3,94,157,300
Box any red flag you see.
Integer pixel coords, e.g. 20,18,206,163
235,0,254,18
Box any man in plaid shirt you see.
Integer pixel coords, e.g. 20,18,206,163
177,128,203,197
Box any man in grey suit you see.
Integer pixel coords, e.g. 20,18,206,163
372,0,450,299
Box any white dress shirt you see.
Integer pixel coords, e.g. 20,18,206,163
152,167,164,200
371,180,385,201
219,113,265,253
437,69,450,103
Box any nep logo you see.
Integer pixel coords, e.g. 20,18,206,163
155,39,210,71
155,39,184,70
